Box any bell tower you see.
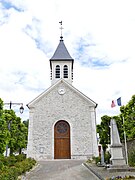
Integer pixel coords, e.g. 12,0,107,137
50,22,74,85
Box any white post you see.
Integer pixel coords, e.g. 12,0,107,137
101,146,105,165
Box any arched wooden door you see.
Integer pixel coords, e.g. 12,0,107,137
54,120,71,159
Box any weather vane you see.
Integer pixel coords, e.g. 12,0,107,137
59,21,63,40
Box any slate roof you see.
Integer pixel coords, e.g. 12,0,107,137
50,39,73,60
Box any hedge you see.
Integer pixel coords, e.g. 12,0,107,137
0,154,36,180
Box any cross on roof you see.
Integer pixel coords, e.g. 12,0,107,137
59,21,63,40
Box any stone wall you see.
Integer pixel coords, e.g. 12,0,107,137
127,139,135,153
27,81,98,160
122,139,135,160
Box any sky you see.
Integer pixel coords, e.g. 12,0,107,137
0,0,135,124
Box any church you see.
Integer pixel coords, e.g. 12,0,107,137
27,33,98,160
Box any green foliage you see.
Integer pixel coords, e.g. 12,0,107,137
0,117,10,154
3,155,17,167
23,120,29,128
15,158,36,173
120,95,135,140
0,97,28,155
15,154,26,162
3,109,28,155
97,94,135,155
0,161,4,171
0,98,4,116
0,99,9,155
89,152,111,165
113,115,124,142
128,149,135,167
0,155,24,167
97,115,124,152
104,151,111,164
97,115,111,152
0,155,36,180
92,156,101,164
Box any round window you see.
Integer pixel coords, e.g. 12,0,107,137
57,122,68,134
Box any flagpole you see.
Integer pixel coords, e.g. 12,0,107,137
117,97,128,165
122,115,128,165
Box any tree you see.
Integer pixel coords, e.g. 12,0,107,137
120,95,135,140
97,115,124,154
0,117,10,155
0,98,28,155
0,98,3,116
97,115,111,154
23,119,29,129
3,109,28,155
11,117,28,154
0,98,10,154
97,94,135,156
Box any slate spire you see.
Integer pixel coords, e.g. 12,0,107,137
50,22,74,85
50,39,73,60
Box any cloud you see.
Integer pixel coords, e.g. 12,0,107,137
1,0,24,12
0,0,135,123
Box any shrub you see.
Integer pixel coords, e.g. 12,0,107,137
92,156,101,164
0,161,4,170
15,158,36,174
0,167,18,180
15,154,26,162
104,151,111,164
0,154,4,161
0,155,17,167
7,155,17,166
0,156,36,180
14,162,25,174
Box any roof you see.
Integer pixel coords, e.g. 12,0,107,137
50,39,74,60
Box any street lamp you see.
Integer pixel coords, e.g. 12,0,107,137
19,104,24,114
4,101,24,157
6,101,24,113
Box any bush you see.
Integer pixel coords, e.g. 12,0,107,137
88,151,111,165
104,151,111,164
0,155,17,167
15,154,26,162
0,161,4,170
7,156,17,166
0,156,36,180
0,167,18,180
92,156,101,164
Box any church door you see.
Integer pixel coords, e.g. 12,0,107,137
54,120,71,159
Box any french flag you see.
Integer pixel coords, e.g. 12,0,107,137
111,97,122,108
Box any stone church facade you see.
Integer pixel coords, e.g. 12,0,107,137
27,36,98,160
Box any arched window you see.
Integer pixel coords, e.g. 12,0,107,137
55,65,60,78
63,65,68,78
